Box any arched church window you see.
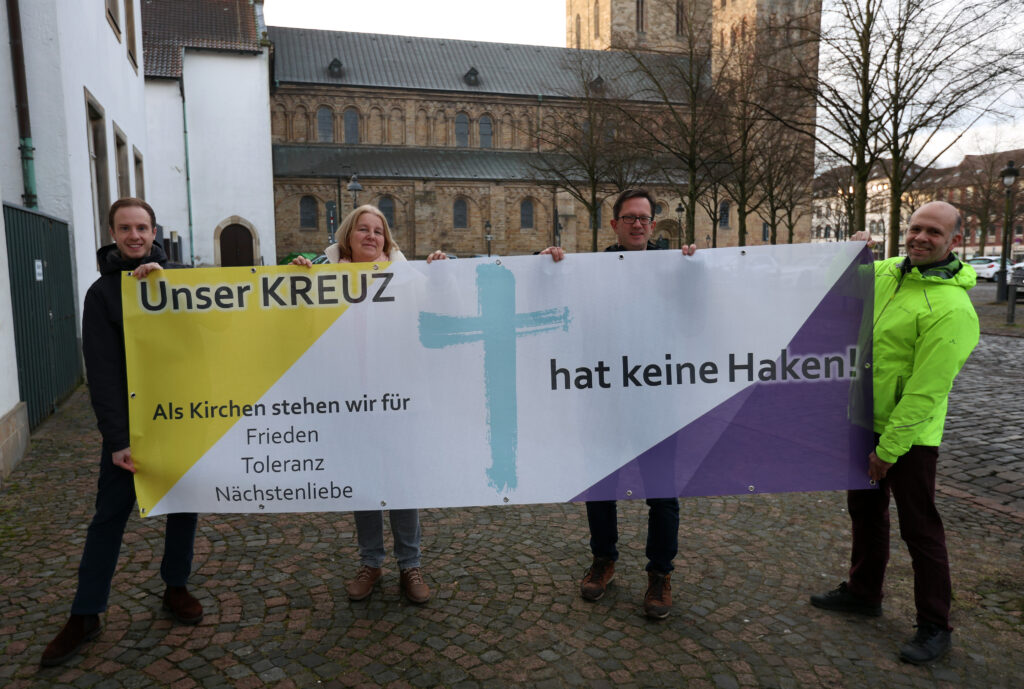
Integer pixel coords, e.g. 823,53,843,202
300,196,318,229
453,198,468,228
343,108,360,144
479,116,493,148
455,113,470,147
520,199,534,229
316,106,334,142
378,197,396,230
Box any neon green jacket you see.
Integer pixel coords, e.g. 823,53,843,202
872,255,979,463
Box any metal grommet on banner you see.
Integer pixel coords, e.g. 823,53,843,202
748,485,755,492
372,264,380,271
625,489,633,496
130,392,136,399
503,496,509,503
250,268,256,274
864,362,872,369
618,254,625,260
868,480,877,486
495,259,502,266
741,250,747,256
380,500,386,507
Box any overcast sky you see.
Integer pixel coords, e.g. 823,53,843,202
263,0,566,47
262,0,1023,167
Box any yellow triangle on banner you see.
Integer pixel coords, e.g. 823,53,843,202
123,263,389,516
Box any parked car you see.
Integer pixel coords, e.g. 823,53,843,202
1011,262,1024,301
966,256,1003,281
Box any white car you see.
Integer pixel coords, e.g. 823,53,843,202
966,256,1003,281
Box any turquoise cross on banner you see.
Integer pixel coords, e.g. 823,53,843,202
418,263,571,492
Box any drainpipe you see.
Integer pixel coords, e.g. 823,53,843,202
6,0,37,208
179,78,195,265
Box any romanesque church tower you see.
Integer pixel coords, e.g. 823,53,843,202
566,1,821,61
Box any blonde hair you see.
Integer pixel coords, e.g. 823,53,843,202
334,205,399,261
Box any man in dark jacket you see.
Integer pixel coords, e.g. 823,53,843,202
41,198,202,667
541,188,696,619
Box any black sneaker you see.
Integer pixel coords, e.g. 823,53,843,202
809,582,882,617
899,622,952,665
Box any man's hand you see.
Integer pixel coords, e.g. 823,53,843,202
112,447,137,473
425,250,448,263
868,451,892,482
850,231,877,248
131,262,162,279
539,246,566,262
291,256,313,267
681,244,697,256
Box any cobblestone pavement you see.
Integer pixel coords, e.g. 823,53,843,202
2,333,1022,688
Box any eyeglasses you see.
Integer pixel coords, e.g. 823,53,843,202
617,214,654,226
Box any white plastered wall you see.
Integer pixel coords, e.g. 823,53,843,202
181,50,276,267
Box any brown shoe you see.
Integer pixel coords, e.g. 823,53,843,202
346,565,383,601
400,567,431,604
580,556,616,601
643,571,672,619
40,614,101,667
162,586,204,625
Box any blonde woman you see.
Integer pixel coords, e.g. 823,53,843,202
294,205,444,603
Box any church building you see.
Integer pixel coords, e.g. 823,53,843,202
270,0,819,259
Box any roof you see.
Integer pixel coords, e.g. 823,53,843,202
267,26,687,101
273,144,682,187
142,0,263,78
274,144,552,182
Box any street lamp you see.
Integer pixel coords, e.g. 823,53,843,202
347,174,362,210
675,203,683,249
484,220,493,257
997,160,1019,301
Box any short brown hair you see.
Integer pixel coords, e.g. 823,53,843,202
108,197,156,230
612,188,656,219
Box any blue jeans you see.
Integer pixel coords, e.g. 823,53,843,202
71,448,197,615
586,498,679,574
354,509,421,569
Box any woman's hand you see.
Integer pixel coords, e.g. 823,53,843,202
291,256,313,267
426,250,448,263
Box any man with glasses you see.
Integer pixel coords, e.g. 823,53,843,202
541,188,696,619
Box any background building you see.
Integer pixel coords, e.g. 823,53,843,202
141,0,276,267
270,0,821,261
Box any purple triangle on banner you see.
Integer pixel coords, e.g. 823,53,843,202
572,249,876,502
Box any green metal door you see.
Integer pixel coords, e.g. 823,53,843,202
3,204,82,428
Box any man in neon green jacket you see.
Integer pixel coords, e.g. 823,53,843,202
811,201,979,665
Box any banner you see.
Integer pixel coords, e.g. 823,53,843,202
123,243,875,517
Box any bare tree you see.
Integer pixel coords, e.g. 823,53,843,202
531,55,654,252
952,145,1024,257
619,5,722,246
775,0,1023,256
875,0,1024,257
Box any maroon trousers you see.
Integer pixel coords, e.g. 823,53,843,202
846,443,951,629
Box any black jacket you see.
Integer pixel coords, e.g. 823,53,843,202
82,242,177,451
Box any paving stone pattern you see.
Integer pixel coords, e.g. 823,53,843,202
1,308,1022,687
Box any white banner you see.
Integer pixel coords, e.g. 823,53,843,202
124,243,875,516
